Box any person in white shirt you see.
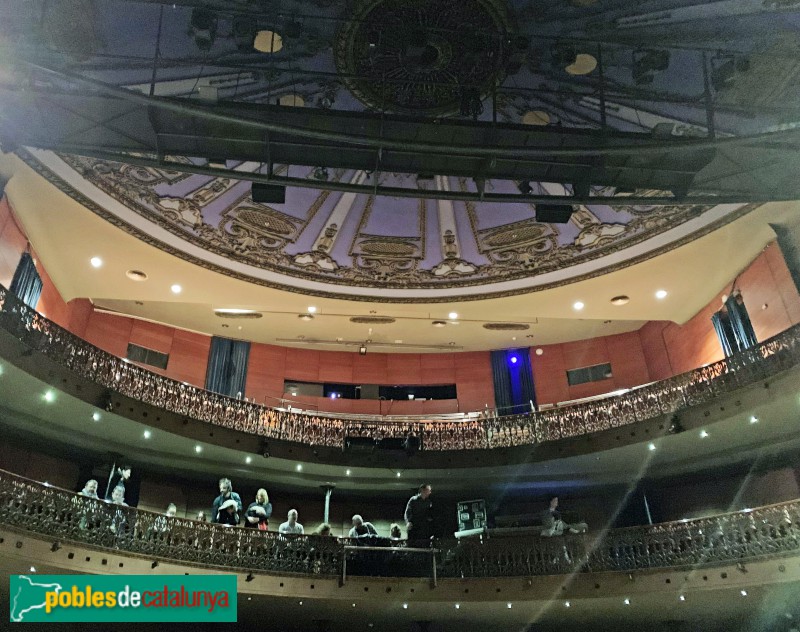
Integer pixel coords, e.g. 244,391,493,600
278,508,304,534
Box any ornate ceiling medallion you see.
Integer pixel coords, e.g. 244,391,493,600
335,0,511,114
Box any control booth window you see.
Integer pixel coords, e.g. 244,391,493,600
285,380,457,400
566,363,613,386
126,343,169,370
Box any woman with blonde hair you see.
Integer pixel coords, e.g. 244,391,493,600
245,488,272,530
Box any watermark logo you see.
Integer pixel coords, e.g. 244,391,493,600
10,575,237,622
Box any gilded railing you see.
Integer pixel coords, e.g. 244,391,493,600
1,284,799,451
1,471,799,578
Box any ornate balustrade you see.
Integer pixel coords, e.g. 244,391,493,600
1,284,799,452
1,470,799,578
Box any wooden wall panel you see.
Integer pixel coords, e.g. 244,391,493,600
65,299,93,339
454,351,494,412
317,351,354,383
387,354,422,384
638,321,672,382
129,320,175,355
83,311,133,357
766,241,800,327
420,353,456,383
245,343,287,404
0,197,27,289
34,261,69,327
352,353,388,384
531,345,569,405
168,329,211,388
606,332,650,388
284,348,322,382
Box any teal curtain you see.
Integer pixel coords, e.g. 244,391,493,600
724,294,757,351
205,337,250,397
711,311,735,357
9,253,43,309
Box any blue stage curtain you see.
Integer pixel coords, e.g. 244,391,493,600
724,294,757,351
711,311,736,357
205,336,251,397
490,350,513,413
491,348,537,414
9,252,43,309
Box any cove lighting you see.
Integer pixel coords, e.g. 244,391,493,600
90,257,103,268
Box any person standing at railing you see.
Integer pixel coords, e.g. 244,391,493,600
348,514,378,543
78,479,99,499
278,509,304,534
212,478,242,525
244,488,272,530
105,465,131,502
405,483,434,546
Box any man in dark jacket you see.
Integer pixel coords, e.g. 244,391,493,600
404,484,433,546
212,478,242,525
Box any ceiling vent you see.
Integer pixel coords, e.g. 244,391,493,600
125,270,148,282
214,310,263,319
483,323,531,331
431,320,447,327
298,314,315,321
349,316,396,325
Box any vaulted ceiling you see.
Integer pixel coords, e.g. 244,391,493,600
1,0,799,349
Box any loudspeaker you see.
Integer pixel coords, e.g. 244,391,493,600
251,183,286,204
536,204,575,224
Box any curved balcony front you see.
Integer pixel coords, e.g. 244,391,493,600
1,470,799,631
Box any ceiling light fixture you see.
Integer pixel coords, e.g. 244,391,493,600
171,284,182,294
610,295,630,306
296,464,302,471
126,270,148,282
573,301,585,311
245,456,252,464
359,345,367,356
194,445,202,453
92,412,101,422
648,443,656,451
346,469,351,476
448,312,458,320
432,320,447,327
307,306,317,313
298,314,314,321
750,415,759,424
90,257,103,268
700,430,709,438
143,430,152,439
43,390,55,403
655,289,668,300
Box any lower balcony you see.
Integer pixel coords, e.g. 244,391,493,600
1,470,799,631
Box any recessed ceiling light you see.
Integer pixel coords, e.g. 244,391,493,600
740,590,747,597
402,604,408,609
43,390,55,403
679,595,686,602
29,566,36,573
90,257,103,268
535,348,544,356
610,295,630,306
564,601,570,608
298,314,314,321
448,312,458,320
507,603,512,609
92,412,101,422
143,430,152,439
245,456,252,464
296,464,302,471
346,469,351,476
648,442,656,451
126,269,148,282
307,306,317,313
655,289,668,300
749,415,758,424
396,472,401,477
171,284,182,294
194,445,202,453
573,301,585,311
455,604,460,609
623,598,630,605
700,430,709,438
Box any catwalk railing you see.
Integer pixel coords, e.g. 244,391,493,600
1,471,799,578
1,284,799,451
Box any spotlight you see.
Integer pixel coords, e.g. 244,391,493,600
359,345,367,356
151,560,159,569
246,572,255,582
517,181,532,195
252,183,286,204
51,541,61,552
536,204,575,224
510,356,518,364
313,167,329,181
